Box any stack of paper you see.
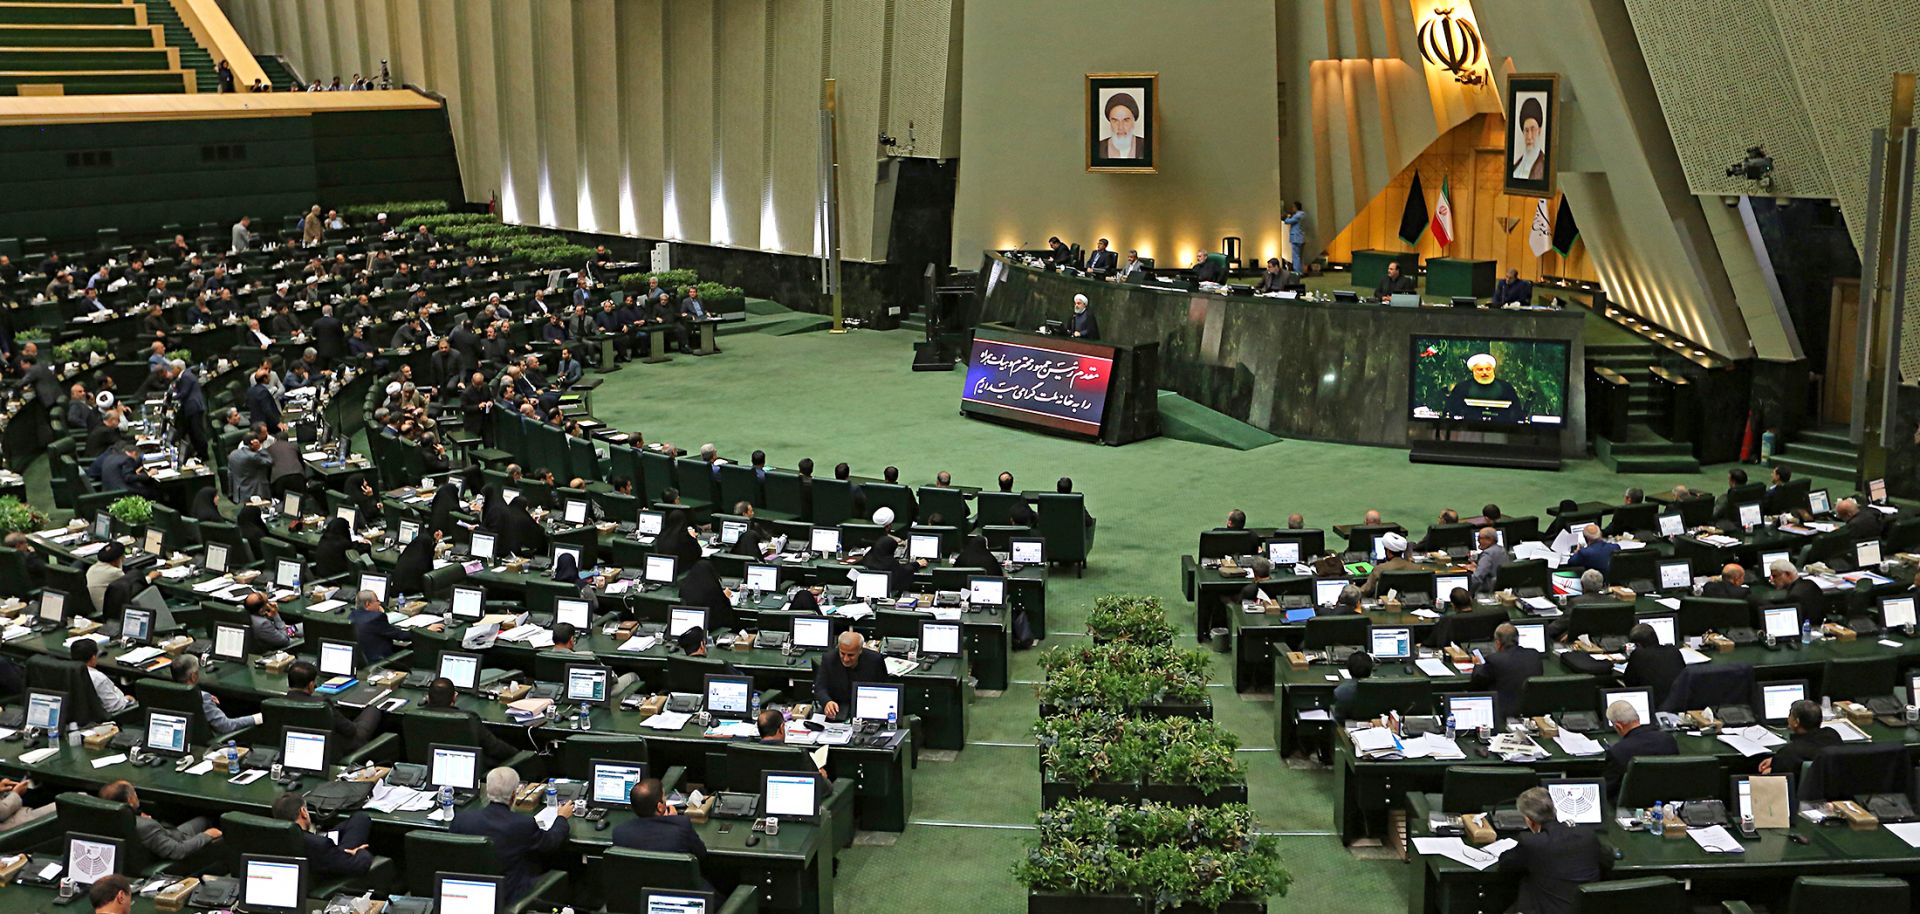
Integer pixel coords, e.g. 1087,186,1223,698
1553,731,1605,757
395,613,442,629
617,634,660,653
1823,719,1871,742
1716,726,1786,757
1687,825,1744,853
641,711,691,731
1401,733,1465,760
704,721,758,739
366,783,436,813
1350,728,1400,756
884,657,919,676
1415,658,1455,677
1410,837,1514,870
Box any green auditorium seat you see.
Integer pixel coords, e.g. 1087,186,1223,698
218,810,396,896
397,709,534,773
1575,877,1686,914
1616,757,1721,808
589,850,761,914
1035,493,1093,575
1440,766,1540,813
402,832,567,914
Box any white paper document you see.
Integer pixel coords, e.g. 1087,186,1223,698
1411,837,1515,870
618,634,660,653
1886,822,1920,848
1553,732,1605,757
641,711,692,731
1349,728,1400,754
1415,658,1455,678
1687,825,1744,853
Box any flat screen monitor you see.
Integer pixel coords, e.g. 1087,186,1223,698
762,772,820,820
142,529,164,556
1762,605,1802,640
240,854,307,914
1760,681,1807,723
213,623,248,661
703,674,751,719
38,589,67,625
564,500,588,525
636,510,663,537
335,506,357,530
645,554,676,583
26,691,62,730
591,759,646,807
744,564,779,593
854,683,903,723
1808,489,1830,515
282,492,302,519
1406,334,1570,427
1870,478,1888,502
1313,577,1347,607
643,889,714,914
961,330,1116,438
144,710,189,756
450,586,484,619
668,607,705,638
1447,693,1497,731
438,651,481,691
359,572,388,603
1857,540,1883,567
92,512,112,541
1657,513,1684,537
968,575,1004,606
1601,688,1652,727
719,519,745,545
121,607,152,644
908,533,940,562
1435,574,1470,601
809,526,841,555
1369,627,1412,660
1737,503,1762,530
1881,595,1916,629
555,598,591,629
920,621,962,656
1513,621,1547,653
1266,540,1301,566
566,665,609,705
318,640,356,677
1657,560,1691,591
1642,614,1676,646
282,726,331,774
1011,538,1045,565
1371,537,1391,562
1760,550,1790,574
1545,779,1606,826
397,519,420,546
275,559,303,590
206,542,230,573
469,532,496,561
792,616,831,649
429,744,479,790
437,874,502,914
853,571,890,602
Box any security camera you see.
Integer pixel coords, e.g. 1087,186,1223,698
1725,145,1773,189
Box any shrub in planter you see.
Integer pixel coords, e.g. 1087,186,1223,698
620,269,701,293
1087,594,1175,646
340,200,448,221
1037,643,1211,713
0,497,46,536
1014,800,1289,911
164,349,192,365
1038,713,1244,801
108,495,154,527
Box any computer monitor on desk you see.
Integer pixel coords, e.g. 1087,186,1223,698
1447,693,1497,731
121,607,153,644
145,710,189,757
1313,578,1347,608
318,640,356,677
25,691,62,731
438,874,502,914
450,586,484,620
591,760,646,809
853,571,890,602
1544,778,1606,826
920,621,962,656
1761,605,1802,642
430,744,479,792
36,589,67,629
645,554,677,584
968,576,1004,608
719,520,745,545
1641,614,1676,646
1600,688,1651,728
1657,560,1692,592
468,532,496,562
1760,681,1807,724
792,617,832,650
282,727,331,776
240,854,308,914
359,572,388,602
213,623,248,661
1266,540,1300,566
438,651,482,691
566,665,610,705
1333,290,1360,303
1881,595,1916,629
642,889,714,914
206,543,231,574
704,674,751,720
1010,537,1045,565
1435,574,1470,601
809,527,842,556
669,607,706,638
744,564,780,593
636,510,664,538
555,598,591,629
1513,622,1546,653
276,559,303,590
762,772,821,822
908,533,941,562
1369,627,1412,661
854,683,903,724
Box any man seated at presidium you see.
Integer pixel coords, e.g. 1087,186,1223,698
1373,261,1416,298
1492,268,1533,307
1442,352,1527,424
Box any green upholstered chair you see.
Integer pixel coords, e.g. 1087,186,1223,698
131,678,245,746
1781,876,1910,912
1574,877,1686,914
762,469,806,519
1440,766,1540,813
401,831,567,914
1035,493,1093,575
397,709,533,772
1347,679,1435,718
1616,757,1721,808
1519,675,1601,717
218,810,395,896
916,486,969,529
589,850,763,914
256,697,396,764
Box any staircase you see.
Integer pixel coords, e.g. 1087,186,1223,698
130,0,216,92
255,53,296,90
1773,425,1859,482
1587,341,1701,474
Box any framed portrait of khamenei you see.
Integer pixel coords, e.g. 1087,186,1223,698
1503,73,1558,197
1087,73,1158,173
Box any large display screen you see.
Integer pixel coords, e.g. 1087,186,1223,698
962,329,1115,438
1408,334,1569,426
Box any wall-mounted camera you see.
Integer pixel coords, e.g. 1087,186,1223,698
1725,145,1774,190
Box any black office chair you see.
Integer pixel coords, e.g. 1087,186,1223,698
532,649,596,684
131,679,237,746
401,832,567,914
1421,524,1475,554
26,655,110,726
1303,615,1369,649
1605,549,1658,589
1800,743,1910,802
1606,502,1659,536
1519,675,1601,717
663,654,734,695
257,697,396,763
1346,679,1435,718
1493,515,1540,544
875,609,932,640
54,792,209,877
1822,656,1898,702
1574,877,1687,914
1659,663,1755,714
1440,766,1541,813
1617,757,1722,807
1377,570,1436,602
916,487,969,530
587,850,763,914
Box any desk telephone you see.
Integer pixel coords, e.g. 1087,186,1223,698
1862,793,1916,822
753,630,789,650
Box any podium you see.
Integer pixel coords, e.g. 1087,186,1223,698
1426,258,1496,300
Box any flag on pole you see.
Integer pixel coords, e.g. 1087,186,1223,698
1398,172,1429,246
1430,175,1454,248
1551,195,1581,255
1527,198,1552,256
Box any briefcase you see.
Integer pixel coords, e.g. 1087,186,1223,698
304,779,376,818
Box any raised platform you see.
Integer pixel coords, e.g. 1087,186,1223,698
1157,391,1281,451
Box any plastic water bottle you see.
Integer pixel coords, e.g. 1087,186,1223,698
886,708,897,731
750,690,761,721
545,785,558,810
225,740,239,774
1801,619,1814,642
580,705,592,731
574,706,584,731
1648,803,1665,836
438,786,454,816
1445,713,1457,740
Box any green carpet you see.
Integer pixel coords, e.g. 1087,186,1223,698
15,323,1845,914
1158,390,1284,450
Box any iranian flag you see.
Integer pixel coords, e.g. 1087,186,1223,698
1430,175,1454,248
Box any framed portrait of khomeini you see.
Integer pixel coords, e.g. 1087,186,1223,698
1087,73,1157,173
1503,73,1558,197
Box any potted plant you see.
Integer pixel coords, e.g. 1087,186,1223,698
1015,801,1287,914
0,497,46,537
1037,643,1212,717
1088,594,1175,646
107,495,154,535
1036,712,1146,808
1140,717,1248,807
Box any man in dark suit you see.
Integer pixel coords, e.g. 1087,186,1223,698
1836,497,1885,541
17,354,56,408
1761,466,1795,515
1468,623,1542,722
1045,236,1073,266
1497,787,1612,914
1085,238,1117,275
284,660,382,751
245,370,281,434
349,590,441,663
1602,699,1677,792
1563,525,1620,575
1117,249,1148,281
1067,294,1100,340
1253,258,1297,293
610,778,710,889
1621,623,1684,706
451,767,574,904
1490,268,1533,307
309,304,345,366
1373,261,1416,298
96,442,154,497
1767,559,1828,628
271,793,372,878
1758,698,1841,775
1698,564,1752,602
814,631,887,721
1191,250,1227,284
423,678,522,766
165,361,208,460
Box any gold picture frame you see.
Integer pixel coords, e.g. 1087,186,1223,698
1087,72,1159,174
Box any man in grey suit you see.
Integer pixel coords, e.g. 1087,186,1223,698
99,780,221,859
263,426,304,497
1469,526,1510,593
228,431,272,504
230,216,254,253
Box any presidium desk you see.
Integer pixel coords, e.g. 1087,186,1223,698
969,252,1590,455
